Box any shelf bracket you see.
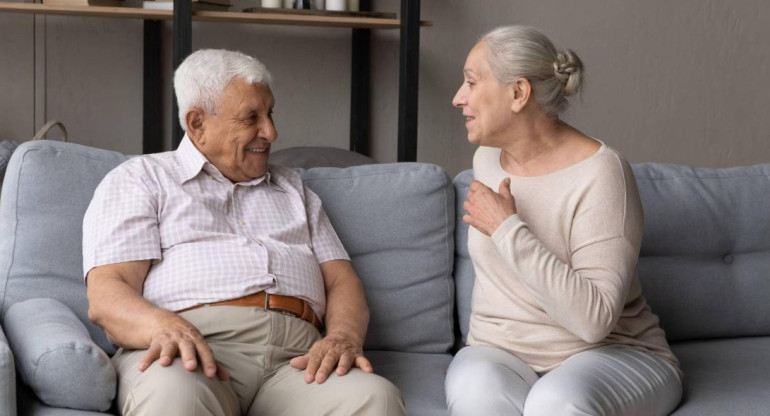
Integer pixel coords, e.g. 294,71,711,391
171,0,192,149
397,0,419,162
349,0,371,156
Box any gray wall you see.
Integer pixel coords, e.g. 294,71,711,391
2,1,769,176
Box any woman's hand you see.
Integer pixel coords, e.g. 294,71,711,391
463,178,517,236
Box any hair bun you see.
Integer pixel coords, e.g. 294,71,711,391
553,49,583,96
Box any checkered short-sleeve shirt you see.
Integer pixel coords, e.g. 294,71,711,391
82,136,349,318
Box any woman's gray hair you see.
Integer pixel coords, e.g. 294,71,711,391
173,49,272,131
481,26,583,115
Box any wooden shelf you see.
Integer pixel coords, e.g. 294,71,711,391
0,2,431,29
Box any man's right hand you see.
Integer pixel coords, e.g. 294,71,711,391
140,313,229,380
86,260,228,380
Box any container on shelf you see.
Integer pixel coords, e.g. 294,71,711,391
262,0,281,7
325,0,343,11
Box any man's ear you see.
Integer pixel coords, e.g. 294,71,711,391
185,108,207,145
510,78,532,114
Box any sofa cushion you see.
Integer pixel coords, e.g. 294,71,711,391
633,163,770,342
367,350,451,416
0,322,16,416
17,382,114,416
669,337,770,416
452,169,474,345
302,163,455,353
0,140,127,354
271,146,376,169
4,298,115,411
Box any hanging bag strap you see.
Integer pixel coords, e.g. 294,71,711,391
32,120,68,142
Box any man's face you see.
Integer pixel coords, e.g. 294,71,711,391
197,79,277,182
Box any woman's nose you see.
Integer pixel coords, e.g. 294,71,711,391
452,84,467,107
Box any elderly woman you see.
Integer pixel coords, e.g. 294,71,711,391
445,26,683,416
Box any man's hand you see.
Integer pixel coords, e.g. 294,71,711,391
86,261,228,380
139,312,229,380
290,331,372,384
463,178,517,236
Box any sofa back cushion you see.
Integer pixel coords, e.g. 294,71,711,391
452,170,474,344
633,163,770,342
0,141,126,354
303,163,456,353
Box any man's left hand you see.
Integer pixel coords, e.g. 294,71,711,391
289,331,372,384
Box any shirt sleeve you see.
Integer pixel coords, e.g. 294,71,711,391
489,160,643,344
82,164,162,280
303,184,350,264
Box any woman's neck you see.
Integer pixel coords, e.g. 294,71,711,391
500,116,569,175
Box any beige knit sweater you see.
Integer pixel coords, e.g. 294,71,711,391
467,143,681,376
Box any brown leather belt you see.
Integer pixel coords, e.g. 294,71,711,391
178,292,322,330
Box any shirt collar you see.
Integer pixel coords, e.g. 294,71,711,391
176,135,282,191
177,135,209,183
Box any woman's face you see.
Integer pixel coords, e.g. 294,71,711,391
452,42,515,146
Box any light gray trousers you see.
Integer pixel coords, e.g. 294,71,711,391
446,345,682,416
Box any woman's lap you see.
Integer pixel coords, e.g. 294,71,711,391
446,345,681,416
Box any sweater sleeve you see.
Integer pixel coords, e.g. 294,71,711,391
489,160,643,343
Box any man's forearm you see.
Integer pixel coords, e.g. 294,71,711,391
320,261,369,346
87,273,174,349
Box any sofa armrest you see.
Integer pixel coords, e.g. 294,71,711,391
0,323,17,416
4,298,115,412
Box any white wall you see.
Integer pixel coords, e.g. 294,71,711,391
2,1,770,176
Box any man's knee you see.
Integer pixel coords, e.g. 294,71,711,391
117,361,238,416
339,371,405,416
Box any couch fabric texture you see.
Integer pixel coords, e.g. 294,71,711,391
1,140,769,415
4,298,115,411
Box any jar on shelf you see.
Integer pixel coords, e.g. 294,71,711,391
325,0,344,11
262,0,282,7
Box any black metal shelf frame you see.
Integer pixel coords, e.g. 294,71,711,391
143,0,420,161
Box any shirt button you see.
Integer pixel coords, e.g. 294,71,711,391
240,220,246,226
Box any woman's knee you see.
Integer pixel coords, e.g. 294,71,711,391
446,348,531,416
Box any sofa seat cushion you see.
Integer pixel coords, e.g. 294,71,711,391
17,382,114,416
367,350,451,416
670,337,770,416
4,298,115,412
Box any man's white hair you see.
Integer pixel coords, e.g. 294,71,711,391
173,49,272,131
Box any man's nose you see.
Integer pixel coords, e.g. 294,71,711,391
261,121,278,143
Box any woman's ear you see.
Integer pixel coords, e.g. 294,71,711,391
510,78,532,113
185,108,206,145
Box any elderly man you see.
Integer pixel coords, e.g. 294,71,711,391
83,49,405,416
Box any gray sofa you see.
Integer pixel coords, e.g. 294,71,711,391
0,140,769,416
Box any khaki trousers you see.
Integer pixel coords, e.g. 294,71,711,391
112,306,406,416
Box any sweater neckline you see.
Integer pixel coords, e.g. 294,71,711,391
493,139,607,180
